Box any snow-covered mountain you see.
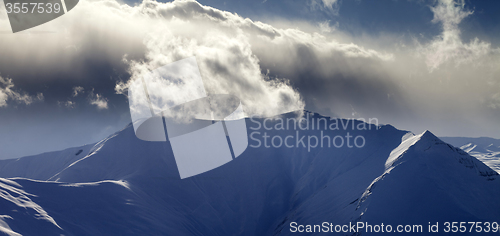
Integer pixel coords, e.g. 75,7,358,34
0,111,498,235
441,137,500,174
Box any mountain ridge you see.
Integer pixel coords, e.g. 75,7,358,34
0,111,498,235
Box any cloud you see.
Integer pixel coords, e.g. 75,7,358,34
0,0,146,97
318,20,338,33
419,0,492,71
0,0,395,118
112,0,309,117
117,0,399,118
309,0,341,15
487,93,500,110
0,76,43,107
321,0,340,10
90,95,109,110
89,91,109,110
0,0,304,118
72,86,84,97
58,100,75,108
56,87,84,109
0,0,499,138
252,0,500,137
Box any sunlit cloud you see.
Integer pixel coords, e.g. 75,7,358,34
0,76,43,107
89,91,109,110
419,0,492,71
0,0,498,138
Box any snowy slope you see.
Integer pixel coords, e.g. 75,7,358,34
0,178,162,236
356,131,500,231
273,131,500,235
0,144,94,181
0,111,498,235
441,137,500,174
0,178,63,236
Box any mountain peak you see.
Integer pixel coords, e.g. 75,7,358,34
410,130,448,152
421,129,437,138
419,129,441,143
386,130,499,180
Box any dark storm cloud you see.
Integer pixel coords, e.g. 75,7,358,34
249,38,406,119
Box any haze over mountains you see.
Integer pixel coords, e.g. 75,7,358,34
0,111,498,235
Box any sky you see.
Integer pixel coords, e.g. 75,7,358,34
0,0,499,159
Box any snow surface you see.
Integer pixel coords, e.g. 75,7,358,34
441,137,500,174
0,111,498,235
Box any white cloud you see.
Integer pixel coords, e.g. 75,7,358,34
120,0,396,117
72,86,84,97
322,0,339,10
89,92,108,110
318,20,338,33
420,0,492,71
0,76,43,107
0,91,7,108
56,87,82,109
114,0,310,117
36,93,44,101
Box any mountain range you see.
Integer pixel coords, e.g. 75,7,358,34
0,111,498,235
441,137,500,174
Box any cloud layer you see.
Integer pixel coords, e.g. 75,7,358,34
0,0,499,144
